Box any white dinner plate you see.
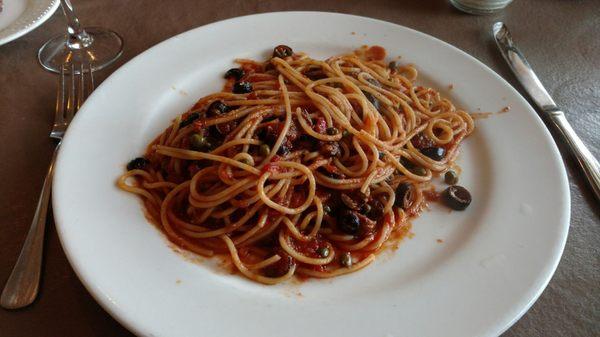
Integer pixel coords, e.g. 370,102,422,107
53,12,570,337
0,0,59,46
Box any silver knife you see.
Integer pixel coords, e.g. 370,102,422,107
493,22,600,202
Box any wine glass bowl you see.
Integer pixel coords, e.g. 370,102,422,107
39,27,123,73
38,0,123,73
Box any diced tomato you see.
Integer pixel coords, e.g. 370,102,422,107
261,155,282,174
366,46,386,61
411,132,435,149
241,62,263,73
268,208,281,217
191,101,204,110
293,237,322,257
192,120,205,132
187,162,201,176
324,163,339,174
423,189,441,202
289,190,305,208
313,117,327,134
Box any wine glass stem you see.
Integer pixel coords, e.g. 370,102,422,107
60,0,93,49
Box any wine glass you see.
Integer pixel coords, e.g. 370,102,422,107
38,0,123,73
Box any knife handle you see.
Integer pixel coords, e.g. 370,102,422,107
548,109,600,201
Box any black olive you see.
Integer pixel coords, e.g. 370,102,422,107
359,203,371,215
206,100,229,116
400,157,415,169
378,152,385,160
298,133,311,142
304,68,326,80
388,61,397,70
264,254,294,277
277,144,290,156
365,77,381,88
442,185,472,210
421,147,446,161
367,199,385,220
273,45,293,58
179,112,200,128
362,90,380,110
326,127,339,135
127,157,149,171
224,68,245,81
233,81,253,94
394,182,414,210
338,209,360,235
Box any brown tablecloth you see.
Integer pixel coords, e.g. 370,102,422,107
1,1,598,336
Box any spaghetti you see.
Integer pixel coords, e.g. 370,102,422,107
118,45,474,284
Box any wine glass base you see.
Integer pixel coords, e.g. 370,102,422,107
38,27,124,73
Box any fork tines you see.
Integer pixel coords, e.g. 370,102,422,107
51,62,94,140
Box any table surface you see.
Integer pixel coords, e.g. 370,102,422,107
1,0,599,336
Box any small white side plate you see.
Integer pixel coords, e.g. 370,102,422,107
0,0,59,46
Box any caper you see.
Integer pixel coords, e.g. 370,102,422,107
259,144,271,157
410,166,427,176
316,247,330,258
444,170,459,185
326,127,339,135
323,205,332,214
342,130,350,138
190,133,207,151
340,252,352,268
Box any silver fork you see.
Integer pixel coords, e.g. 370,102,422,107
1,62,94,309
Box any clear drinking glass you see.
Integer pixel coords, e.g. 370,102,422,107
38,0,123,73
450,0,514,15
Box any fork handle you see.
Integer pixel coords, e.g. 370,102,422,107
1,142,60,309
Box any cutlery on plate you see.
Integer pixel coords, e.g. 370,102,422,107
493,22,600,201
1,63,95,309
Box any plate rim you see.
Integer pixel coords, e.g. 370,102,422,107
52,11,571,337
0,0,60,46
